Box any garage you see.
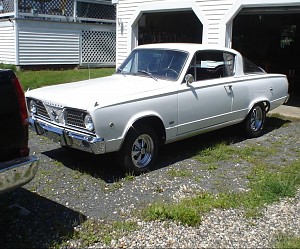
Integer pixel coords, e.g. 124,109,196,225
232,6,300,95
138,11,203,45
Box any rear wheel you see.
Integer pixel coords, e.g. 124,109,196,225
118,125,158,174
245,103,266,138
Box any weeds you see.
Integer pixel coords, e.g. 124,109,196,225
142,144,300,226
275,234,300,248
53,220,138,248
193,142,276,165
167,169,193,177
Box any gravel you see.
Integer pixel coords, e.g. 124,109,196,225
106,191,300,248
0,115,300,248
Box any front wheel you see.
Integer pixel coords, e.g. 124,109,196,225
244,103,266,138
118,125,158,174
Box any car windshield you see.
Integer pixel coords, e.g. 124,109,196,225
116,49,188,81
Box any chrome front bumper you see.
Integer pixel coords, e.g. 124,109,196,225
0,155,39,194
29,117,106,154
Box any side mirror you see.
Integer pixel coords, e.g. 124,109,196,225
185,74,194,85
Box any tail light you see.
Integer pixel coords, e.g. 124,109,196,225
12,75,30,157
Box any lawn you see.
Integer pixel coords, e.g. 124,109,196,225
16,68,115,90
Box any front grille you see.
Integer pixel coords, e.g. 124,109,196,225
65,109,85,128
36,100,50,119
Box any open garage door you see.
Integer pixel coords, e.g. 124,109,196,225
232,7,300,95
138,11,202,45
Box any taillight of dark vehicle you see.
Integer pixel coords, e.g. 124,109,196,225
12,75,30,157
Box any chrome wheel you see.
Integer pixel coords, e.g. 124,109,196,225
250,105,263,131
245,103,266,138
131,134,154,168
119,125,158,174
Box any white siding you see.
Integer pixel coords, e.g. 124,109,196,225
195,0,233,44
15,19,115,66
116,0,234,66
0,21,16,64
18,31,80,65
17,20,80,65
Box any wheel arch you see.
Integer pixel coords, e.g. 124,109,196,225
122,114,166,148
247,99,270,116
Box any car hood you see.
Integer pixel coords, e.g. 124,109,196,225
26,74,168,111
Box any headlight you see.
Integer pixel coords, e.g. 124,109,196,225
29,100,37,114
84,114,94,131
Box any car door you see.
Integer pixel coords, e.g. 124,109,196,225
177,50,235,135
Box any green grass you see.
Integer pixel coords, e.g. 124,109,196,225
167,168,193,177
143,192,239,226
193,142,276,164
275,234,300,248
142,143,300,226
16,68,115,90
53,220,138,248
0,63,16,71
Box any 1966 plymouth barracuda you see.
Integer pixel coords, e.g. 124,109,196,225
26,43,289,174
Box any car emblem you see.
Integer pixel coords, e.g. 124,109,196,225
51,109,59,121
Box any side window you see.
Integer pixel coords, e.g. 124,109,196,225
224,52,235,76
243,57,265,74
187,50,235,81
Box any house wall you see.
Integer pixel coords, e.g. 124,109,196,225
17,19,80,65
0,21,16,65
116,0,300,67
14,19,115,66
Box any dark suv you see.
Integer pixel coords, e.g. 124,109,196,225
0,69,38,194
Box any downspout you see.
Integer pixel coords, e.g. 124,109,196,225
14,0,18,18
15,20,19,67
13,0,19,67
73,0,77,22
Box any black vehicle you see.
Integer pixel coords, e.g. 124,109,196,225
0,69,38,194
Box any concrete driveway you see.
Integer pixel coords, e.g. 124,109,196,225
269,94,300,118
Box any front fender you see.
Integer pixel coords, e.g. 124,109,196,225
92,105,168,152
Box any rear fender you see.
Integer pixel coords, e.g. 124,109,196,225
247,99,270,115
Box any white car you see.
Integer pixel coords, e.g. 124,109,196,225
26,43,289,174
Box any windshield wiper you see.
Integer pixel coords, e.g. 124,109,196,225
137,70,157,81
116,67,123,73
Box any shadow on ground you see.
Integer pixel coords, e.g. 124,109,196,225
43,116,291,181
285,93,300,107
0,188,86,248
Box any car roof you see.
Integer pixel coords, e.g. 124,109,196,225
134,43,238,55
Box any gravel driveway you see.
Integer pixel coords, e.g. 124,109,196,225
1,115,300,248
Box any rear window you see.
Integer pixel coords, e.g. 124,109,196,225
243,57,266,74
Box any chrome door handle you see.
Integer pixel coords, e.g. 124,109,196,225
224,85,233,94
